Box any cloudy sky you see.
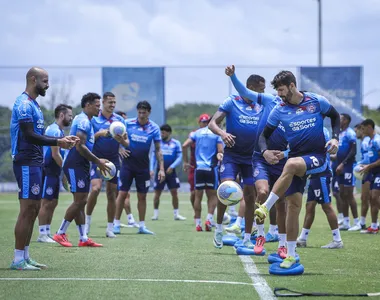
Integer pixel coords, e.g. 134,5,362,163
1,0,379,111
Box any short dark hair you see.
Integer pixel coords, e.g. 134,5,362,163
362,119,375,129
354,123,362,129
136,100,151,112
116,110,126,116
341,113,351,124
81,92,101,108
54,104,72,119
271,70,297,89
246,75,265,87
103,92,115,99
160,124,172,132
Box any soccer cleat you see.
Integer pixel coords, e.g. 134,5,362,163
277,246,287,259
254,204,269,222
225,224,241,235
196,225,203,232
280,256,297,268
321,240,344,249
106,230,117,238
360,227,379,234
242,239,254,249
228,210,238,218
37,234,56,243
265,232,279,243
250,228,258,240
113,225,121,234
205,220,212,232
339,224,350,231
361,224,367,230
138,227,155,235
127,222,140,228
296,238,307,248
348,224,362,231
254,236,266,255
26,258,47,269
10,260,40,271
222,213,231,225
174,215,186,221
78,238,103,247
338,218,344,225
53,233,72,247
120,223,129,228
213,231,223,249
151,216,159,221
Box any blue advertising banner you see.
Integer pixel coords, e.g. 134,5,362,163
102,67,165,125
299,67,362,112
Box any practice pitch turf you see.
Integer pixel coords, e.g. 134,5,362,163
0,192,378,300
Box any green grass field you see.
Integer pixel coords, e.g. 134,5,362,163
0,192,378,300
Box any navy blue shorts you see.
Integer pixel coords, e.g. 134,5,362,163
154,170,180,191
307,176,331,204
13,165,43,200
90,159,120,185
195,167,218,190
332,176,340,193
337,163,356,187
42,175,60,200
118,166,150,193
362,172,373,184
370,173,380,190
252,153,285,188
219,161,253,186
63,167,90,193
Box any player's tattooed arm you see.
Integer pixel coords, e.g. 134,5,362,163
324,105,340,154
259,126,280,164
154,141,165,183
209,111,236,148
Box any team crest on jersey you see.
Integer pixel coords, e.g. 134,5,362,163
253,168,260,177
306,104,316,113
77,179,85,189
220,164,225,173
296,108,304,115
254,104,262,113
46,187,53,196
31,184,40,195
245,106,252,111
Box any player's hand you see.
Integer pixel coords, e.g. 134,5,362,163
57,136,79,149
221,132,236,148
166,167,174,175
99,129,110,137
359,164,371,175
150,170,155,179
225,65,235,77
217,153,224,161
277,151,285,160
326,139,339,154
183,162,194,172
330,153,337,161
263,150,281,165
113,134,124,143
336,163,344,175
97,158,111,176
158,169,166,183
119,148,131,159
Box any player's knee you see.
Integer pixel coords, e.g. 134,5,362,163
256,187,269,201
287,199,302,211
91,185,101,195
284,158,301,175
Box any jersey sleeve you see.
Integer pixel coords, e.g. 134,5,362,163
318,96,332,114
216,135,223,144
218,96,233,113
153,125,161,142
16,100,34,123
189,131,196,142
77,118,91,135
267,105,281,128
347,129,357,144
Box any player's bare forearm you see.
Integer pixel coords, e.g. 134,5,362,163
156,150,164,171
369,158,380,170
209,112,226,136
182,139,192,164
76,131,100,164
51,146,63,167
341,143,357,164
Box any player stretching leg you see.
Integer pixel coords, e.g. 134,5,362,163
297,128,343,249
53,93,111,247
183,119,224,232
150,124,186,221
11,67,78,270
114,101,165,235
85,92,129,238
255,71,340,269
37,104,73,243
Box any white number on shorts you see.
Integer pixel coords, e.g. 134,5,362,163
314,189,321,197
374,177,380,184
344,173,352,180
310,156,320,167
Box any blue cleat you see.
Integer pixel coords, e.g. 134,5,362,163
265,232,279,243
138,227,155,235
113,225,121,234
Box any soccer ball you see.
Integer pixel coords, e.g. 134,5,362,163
217,180,243,206
97,161,117,181
353,164,364,180
109,121,126,137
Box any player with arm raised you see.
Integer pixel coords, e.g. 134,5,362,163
10,67,78,270
53,93,111,247
255,70,340,269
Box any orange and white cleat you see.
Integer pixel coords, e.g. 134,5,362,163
360,227,379,234
78,238,103,247
205,220,212,232
53,233,72,247
254,236,266,255
277,246,287,259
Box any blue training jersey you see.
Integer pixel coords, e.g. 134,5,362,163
123,118,161,170
359,136,371,164
63,112,95,170
267,92,332,157
150,138,182,171
337,127,356,164
43,123,65,176
91,112,125,161
10,92,45,166
190,127,223,169
367,134,380,174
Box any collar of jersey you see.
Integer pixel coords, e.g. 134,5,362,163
22,92,39,105
82,111,92,120
135,118,150,127
99,111,114,121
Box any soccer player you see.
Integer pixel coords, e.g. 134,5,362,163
360,119,380,234
335,114,359,230
10,67,78,270
150,124,186,221
37,104,73,243
114,100,165,235
85,92,129,238
53,93,111,247
182,120,224,231
297,128,343,249
255,70,340,269
214,65,288,256
354,123,371,230
116,110,128,120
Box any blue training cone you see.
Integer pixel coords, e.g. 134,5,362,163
236,246,266,256
267,253,300,264
222,235,240,246
269,262,304,276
